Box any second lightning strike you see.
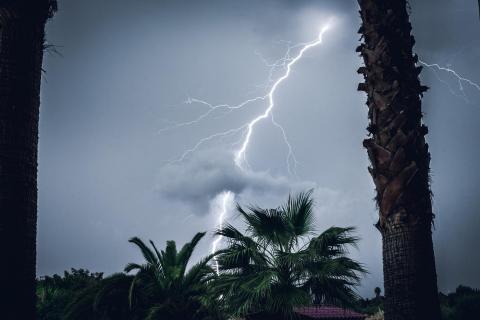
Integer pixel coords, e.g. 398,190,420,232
210,191,234,275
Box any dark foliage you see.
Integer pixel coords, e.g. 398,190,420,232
63,273,140,320
355,285,480,319
37,269,103,320
439,285,480,320
36,233,228,320
124,232,221,319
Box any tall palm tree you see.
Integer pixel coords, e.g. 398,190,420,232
0,0,56,318
357,1,441,319
125,232,218,320
212,191,365,319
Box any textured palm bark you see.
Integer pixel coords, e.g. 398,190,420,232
0,1,55,318
357,0,441,319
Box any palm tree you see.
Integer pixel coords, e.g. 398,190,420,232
0,1,56,318
125,232,218,320
212,191,365,319
357,0,441,319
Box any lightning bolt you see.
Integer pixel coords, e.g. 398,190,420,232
234,23,331,169
165,22,332,174
161,21,333,274
419,59,480,102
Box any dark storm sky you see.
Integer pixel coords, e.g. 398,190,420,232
38,0,480,296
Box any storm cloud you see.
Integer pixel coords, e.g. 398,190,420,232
156,148,315,213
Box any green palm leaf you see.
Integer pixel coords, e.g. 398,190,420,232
128,237,159,266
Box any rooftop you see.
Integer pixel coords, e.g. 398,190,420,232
294,306,367,319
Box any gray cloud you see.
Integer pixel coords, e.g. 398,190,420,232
156,148,315,214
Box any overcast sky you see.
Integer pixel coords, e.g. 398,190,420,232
38,0,480,297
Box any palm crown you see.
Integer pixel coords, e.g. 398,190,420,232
125,232,216,319
212,190,366,319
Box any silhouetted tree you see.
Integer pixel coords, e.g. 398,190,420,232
37,269,103,320
63,273,138,320
212,191,365,319
439,285,480,320
0,0,56,318
357,1,441,319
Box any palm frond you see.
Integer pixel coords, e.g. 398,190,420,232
162,240,178,268
215,223,245,239
183,253,216,289
177,232,206,275
303,276,361,308
92,273,133,314
124,262,143,273
63,285,98,320
308,226,359,257
283,189,315,241
238,204,291,248
145,302,169,320
215,230,270,270
128,237,159,266
149,240,163,262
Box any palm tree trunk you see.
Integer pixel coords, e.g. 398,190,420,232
0,1,55,318
357,1,441,319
